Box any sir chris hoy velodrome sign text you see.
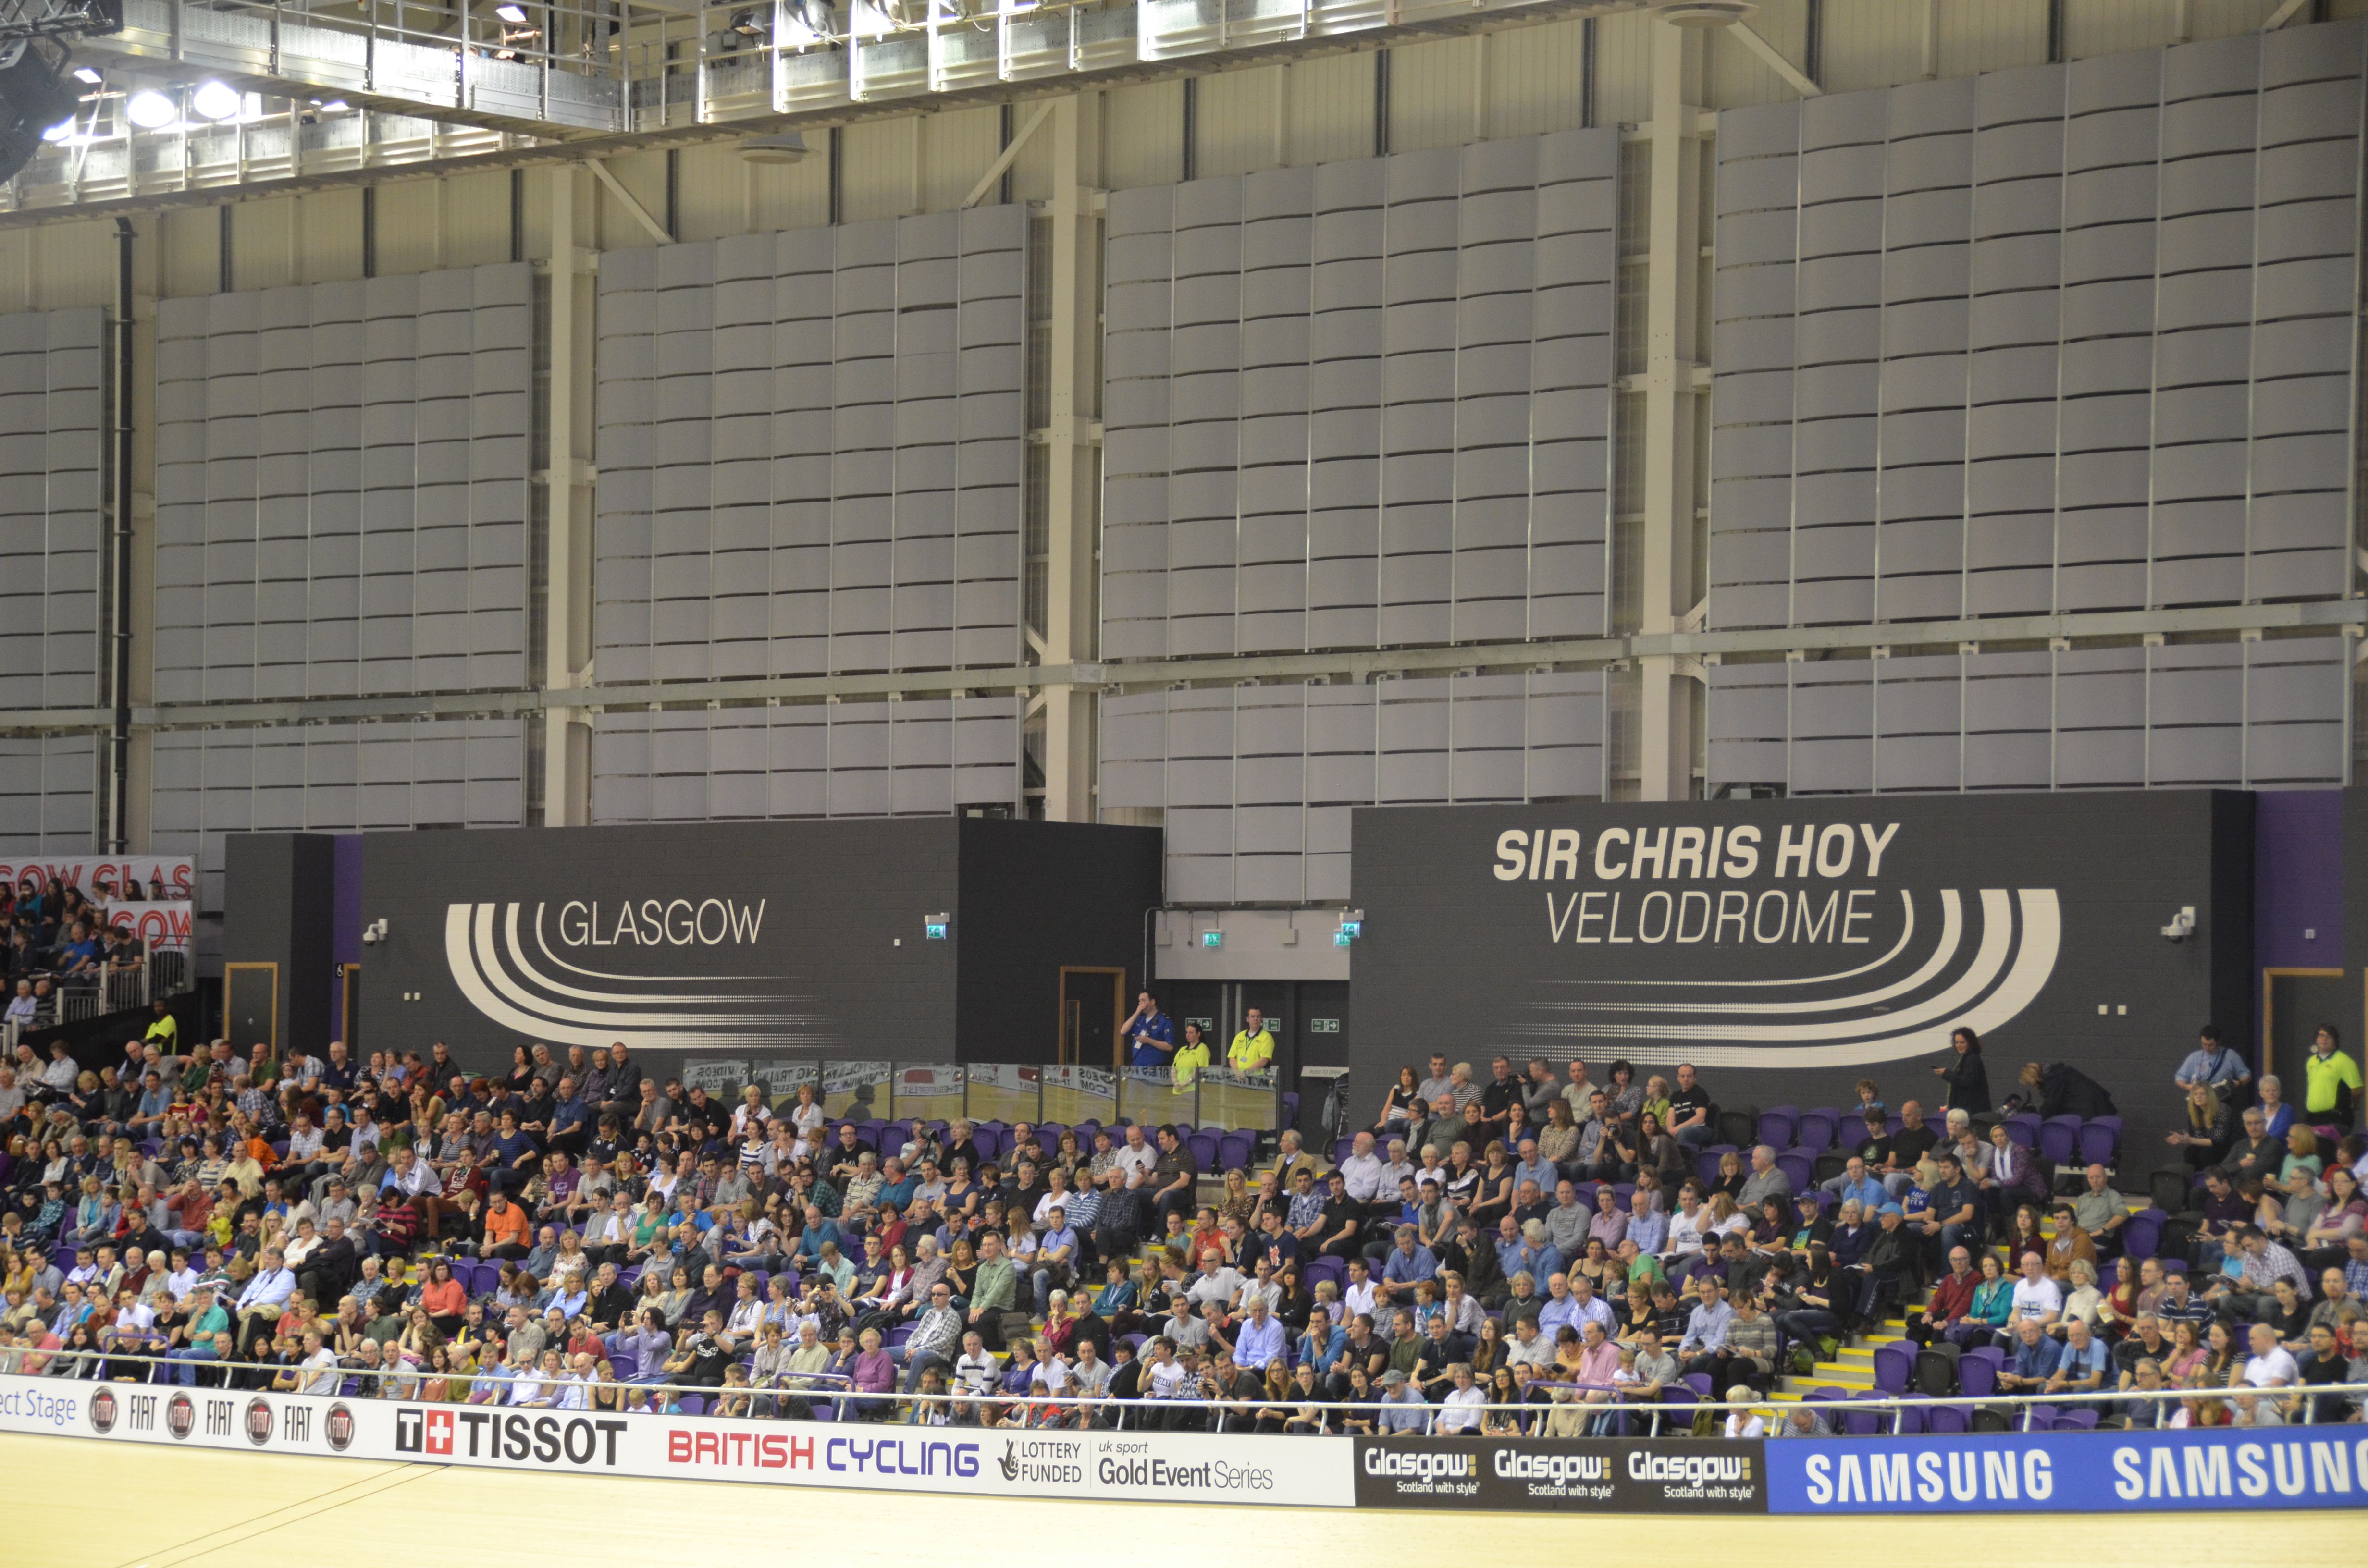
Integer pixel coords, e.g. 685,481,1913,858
1481,819,2060,1069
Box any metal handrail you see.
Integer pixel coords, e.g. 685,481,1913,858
16,1349,2365,1436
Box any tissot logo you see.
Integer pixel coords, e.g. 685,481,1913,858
442,900,834,1051
395,1406,454,1455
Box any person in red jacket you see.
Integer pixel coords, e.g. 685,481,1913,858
1904,1245,1979,1347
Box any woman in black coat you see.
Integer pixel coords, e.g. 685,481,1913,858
1933,1027,1990,1115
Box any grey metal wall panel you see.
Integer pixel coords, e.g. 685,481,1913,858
595,209,1027,685
0,307,108,714
1711,22,2367,653
153,267,530,703
148,719,523,909
1101,128,1618,661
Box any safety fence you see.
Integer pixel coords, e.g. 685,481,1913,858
680,1059,1283,1133
3,1363,2363,1514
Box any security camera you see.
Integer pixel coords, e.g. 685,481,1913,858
2160,906,2195,943
361,918,389,946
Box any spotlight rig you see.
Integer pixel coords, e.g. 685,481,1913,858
0,0,125,185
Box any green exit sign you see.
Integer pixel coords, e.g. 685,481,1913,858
1309,1018,1340,1034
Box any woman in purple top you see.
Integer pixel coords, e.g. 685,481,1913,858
1589,1186,1629,1250
851,1324,896,1420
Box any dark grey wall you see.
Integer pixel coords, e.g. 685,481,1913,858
953,819,1162,1061
358,818,962,1072
223,832,336,1055
1349,790,2253,1146
354,817,1165,1075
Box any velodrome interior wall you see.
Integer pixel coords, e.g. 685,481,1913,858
0,15,2359,938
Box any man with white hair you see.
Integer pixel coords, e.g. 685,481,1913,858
1737,1145,1791,1210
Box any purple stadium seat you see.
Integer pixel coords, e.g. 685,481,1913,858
2037,1116,2081,1169
2004,1114,2040,1149
1841,1407,1884,1436
1775,1151,1813,1192
610,1349,639,1378
2077,1121,2119,1168
1038,1122,1068,1143
2122,1210,2164,1262
1958,1348,2003,1398
1187,1132,1220,1169
2025,1404,2058,1433
1872,1344,1912,1395
1796,1110,1838,1151
1332,1137,1356,1164
1681,1373,1713,1398
1217,1132,1256,1171
679,1395,706,1416
1306,1257,1346,1292
2055,1408,2099,1432
1925,1403,1970,1434
1756,1108,1798,1150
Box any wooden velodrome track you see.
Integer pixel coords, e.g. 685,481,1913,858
6,1432,2365,1568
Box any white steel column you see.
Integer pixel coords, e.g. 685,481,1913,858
1040,92,1105,822
542,165,597,827
1638,18,1705,801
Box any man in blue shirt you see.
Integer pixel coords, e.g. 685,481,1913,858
1819,1153,1893,1211
1119,992,1175,1070
2174,1025,2251,1096
1379,1226,1438,1306
1997,1318,2063,1394
1230,1294,1287,1372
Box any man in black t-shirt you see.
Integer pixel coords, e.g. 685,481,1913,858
1667,1064,1715,1147
1889,1099,1939,1170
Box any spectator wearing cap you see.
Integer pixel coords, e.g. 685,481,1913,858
1376,1368,1428,1433
1855,1202,1918,1323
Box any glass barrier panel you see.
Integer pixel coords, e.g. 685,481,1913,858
891,1062,965,1127
1039,1064,1116,1131
751,1058,820,1114
680,1057,751,1101
963,1063,1040,1127
823,1059,892,1121
1197,1066,1279,1133
1118,1065,1196,1131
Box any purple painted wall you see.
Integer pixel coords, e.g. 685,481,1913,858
331,833,364,1040
2252,789,2343,1064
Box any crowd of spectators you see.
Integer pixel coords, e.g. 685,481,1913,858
0,1026,2359,1436
1,875,159,1034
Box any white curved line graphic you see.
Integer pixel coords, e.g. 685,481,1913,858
503,905,787,1007
444,904,771,1049
1550,890,1918,989
1556,892,1957,1016
474,905,791,1028
1517,890,2060,1068
529,902,773,986
1548,889,2014,1042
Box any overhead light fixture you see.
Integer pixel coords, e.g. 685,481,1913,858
320,99,349,111
495,3,528,20
72,67,101,85
190,80,240,120
738,131,810,164
1657,1,1752,24
124,89,176,130
41,117,76,142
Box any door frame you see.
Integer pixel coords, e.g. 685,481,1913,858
224,961,280,1057
339,962,361,1052
1057,965,1128,1067
2263,966,2343,1077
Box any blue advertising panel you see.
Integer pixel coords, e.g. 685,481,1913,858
1768,1429,2368,1514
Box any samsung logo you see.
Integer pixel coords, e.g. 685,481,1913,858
2113,1439,2362,1502
557,899,766,947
